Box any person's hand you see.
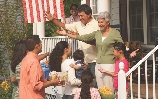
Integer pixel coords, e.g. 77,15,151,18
69,31,79,35
82,62,88,70
57,80,65,87
44,12,55,21
10,76,17,83
130,49,139,58
49,73,66,86
49,74,60,86
56,27,67,36
114,73,118,77
46,52,50,56
69,63,75,68
98,69,107,73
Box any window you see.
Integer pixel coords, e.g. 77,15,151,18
147,0,158,43
129,0,144,42
90,0,98,19
129,0,158,44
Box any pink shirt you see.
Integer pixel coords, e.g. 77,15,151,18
74,88,101,99
19,52,45,99
62,15,80,24
114,59,129,90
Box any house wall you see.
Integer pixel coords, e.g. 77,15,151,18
86,0,127,40
110,0,120,25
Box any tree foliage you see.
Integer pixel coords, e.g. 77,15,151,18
0,0,81,76
0,0,32,77
0,0,81,98
0,0,32,98
45,0,81,37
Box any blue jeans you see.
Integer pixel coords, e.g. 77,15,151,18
87,62,98,88
62,94,74,99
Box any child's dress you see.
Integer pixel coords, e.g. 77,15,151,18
74,88,101,99
113,58,129,90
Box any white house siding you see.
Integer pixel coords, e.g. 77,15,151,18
90,0,120,30
110,0,120,25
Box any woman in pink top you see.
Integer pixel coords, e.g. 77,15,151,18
62,4,80,24
99,42,129,98
74,70,101,99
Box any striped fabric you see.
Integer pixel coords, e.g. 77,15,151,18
22,0,65,23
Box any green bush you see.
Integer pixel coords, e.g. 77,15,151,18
0,81,13,99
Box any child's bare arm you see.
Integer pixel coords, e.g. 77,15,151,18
98,69,115,76
38,52,49,60
69,63,81,70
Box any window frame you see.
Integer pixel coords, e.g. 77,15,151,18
90,0,98,19
129,0,144,42
147,0,158,44
127,0,151,45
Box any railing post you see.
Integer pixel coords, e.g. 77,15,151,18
118,62,126,99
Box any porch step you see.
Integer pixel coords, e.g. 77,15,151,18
129,83,158,99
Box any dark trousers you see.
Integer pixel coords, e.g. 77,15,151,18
87,62,98,88
62,94,74,99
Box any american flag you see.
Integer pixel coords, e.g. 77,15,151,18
22,0,65,23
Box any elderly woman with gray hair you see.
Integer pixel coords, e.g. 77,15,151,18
56,11,136,92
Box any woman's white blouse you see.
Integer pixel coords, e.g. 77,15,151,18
61,59,81,95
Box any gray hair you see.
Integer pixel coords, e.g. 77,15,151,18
97,11,111,22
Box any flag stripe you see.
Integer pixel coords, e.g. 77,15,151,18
44,0,48,21
56,0,61,18
22,0,28,23
37,0,43,22
26,0,31,23
49,0,54,17
22,0,65,23
46,0,50,12
35,0,40,22
47,0,54,21
53,0,57,19
41,0,45,22
32,0,38,23
28,0,34,23
60,0,65,18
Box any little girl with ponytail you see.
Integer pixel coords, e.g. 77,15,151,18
74,70,101,99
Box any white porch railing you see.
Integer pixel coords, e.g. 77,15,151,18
118,45,158,99
40,36,78,61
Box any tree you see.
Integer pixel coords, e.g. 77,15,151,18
0,0,32,76
45,0,81,37
0,0,81,98
0,0,81,77
0,0,33,98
